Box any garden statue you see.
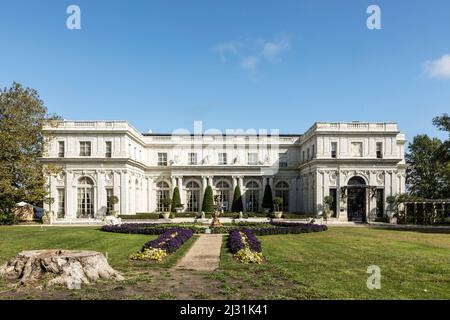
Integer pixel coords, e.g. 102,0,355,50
201,211,205,219
211,195,224,228
239,211,243,219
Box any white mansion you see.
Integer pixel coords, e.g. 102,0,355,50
41,121,406,222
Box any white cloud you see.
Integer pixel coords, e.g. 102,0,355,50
212,42,241,62
259,35,292,63
212,34,294,72
240,56,259,70
423,54,450,79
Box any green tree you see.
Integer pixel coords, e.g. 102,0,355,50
262,184,274,212
202,185,214,213
433,114,450,163
0,82,60,223
231,186,243,212
171,187,181,212
406,134,446,198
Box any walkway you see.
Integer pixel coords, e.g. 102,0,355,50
174,234,223,271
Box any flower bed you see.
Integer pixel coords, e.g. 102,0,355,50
129,228,194,262
101,223,204,235
228,229,263,264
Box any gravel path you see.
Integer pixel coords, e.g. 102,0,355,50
174,234,223,271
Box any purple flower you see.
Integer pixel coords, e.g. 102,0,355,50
141,228,194,254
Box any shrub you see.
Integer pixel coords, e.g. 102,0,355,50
262,185,274,212
202,186,214,213
231,186,243,212
119,213,160,220
0,211,17,225
171,187,181,212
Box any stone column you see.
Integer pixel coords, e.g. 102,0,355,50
177,176,184,210
199,176,206,212
171,176,177,193
113,171,121,213
120,170,128,215
96,170,105,218
65,170,75,220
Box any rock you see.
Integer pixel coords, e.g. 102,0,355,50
0,250,124,289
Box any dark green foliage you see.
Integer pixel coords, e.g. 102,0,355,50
202,186,214,213
171,187,181,212
406,134,449,198
0,82,61,219
231,186,243,212
0,212,17,225
262,184,274,211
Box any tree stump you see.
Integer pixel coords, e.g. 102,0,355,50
0,250,124,289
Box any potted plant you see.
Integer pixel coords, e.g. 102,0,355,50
162,197,172,219
273,197,284,219
386,195,397,224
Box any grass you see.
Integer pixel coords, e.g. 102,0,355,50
0,225,449,299
217,226,450,299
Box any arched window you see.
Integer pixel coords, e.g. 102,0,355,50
348,176,366,186
156,181,170,212
215,179,231,211
185,181,200,212
245,180,261,212
275,181,289,211
77,177,94,218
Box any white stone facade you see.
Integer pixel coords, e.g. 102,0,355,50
41,121,406,222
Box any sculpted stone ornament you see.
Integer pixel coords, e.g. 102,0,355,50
0,250,124,289
210,195,224,228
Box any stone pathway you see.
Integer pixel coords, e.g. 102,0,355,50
174,234,223,271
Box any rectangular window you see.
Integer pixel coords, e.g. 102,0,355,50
57,188,65,218
279,153,288,167
158,153,168,166
106,188,114,214
218,153,227,165
307,148,310,161
248,153,258,165
302,151,305,162
376,142,383,159
188,152,197,165
58,141,65,158
311,145,315,159
105,141,112,158
79,141,91,156
331,142,337,158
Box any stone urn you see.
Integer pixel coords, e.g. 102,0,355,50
273,211,283,219
162,212,171,219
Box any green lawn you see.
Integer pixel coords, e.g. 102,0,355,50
216,227,450,299
0,225,449,299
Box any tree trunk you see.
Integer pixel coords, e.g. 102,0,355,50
0,250,124,289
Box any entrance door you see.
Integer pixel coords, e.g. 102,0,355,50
347,177,367,222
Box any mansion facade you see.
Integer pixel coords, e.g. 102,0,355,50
41,121,407,222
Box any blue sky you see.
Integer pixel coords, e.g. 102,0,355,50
0,0,449,141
